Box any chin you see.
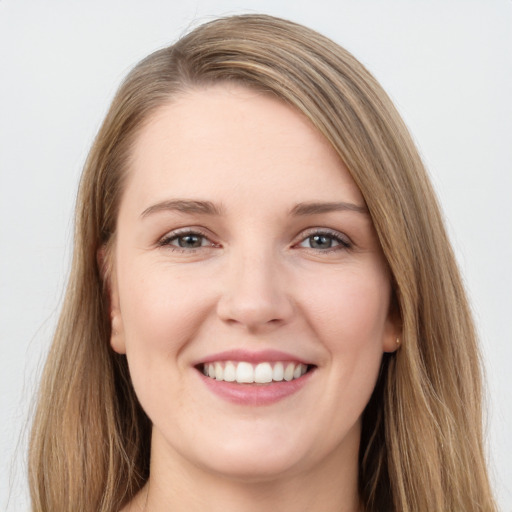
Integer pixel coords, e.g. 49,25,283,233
198,451,304,483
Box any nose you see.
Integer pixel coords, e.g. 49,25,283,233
216,249,294,331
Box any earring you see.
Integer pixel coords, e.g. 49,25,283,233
396,337,400,346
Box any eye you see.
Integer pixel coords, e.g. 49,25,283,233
158,230,217,251
173,233,207,248
297,230,351,251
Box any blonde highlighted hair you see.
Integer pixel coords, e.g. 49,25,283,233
29,14,496,511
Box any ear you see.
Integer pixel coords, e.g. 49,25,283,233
382,294,402,354
110,304,127,354
97,246,126,355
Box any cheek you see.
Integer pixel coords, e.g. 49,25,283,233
115,259,214,418
299,266,390,409
116,257,213,363
301,266,391,348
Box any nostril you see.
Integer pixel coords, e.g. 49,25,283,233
216,275,294,329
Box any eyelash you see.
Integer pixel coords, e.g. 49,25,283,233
296,229,352,253
157,228,352,253
157,228,217,253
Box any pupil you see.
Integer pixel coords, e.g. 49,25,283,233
179,235,202,248
310,235,331,249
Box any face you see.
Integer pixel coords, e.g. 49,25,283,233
109,84,399,483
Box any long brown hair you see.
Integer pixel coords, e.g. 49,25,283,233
29,14,496,511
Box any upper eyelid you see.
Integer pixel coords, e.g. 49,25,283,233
156,226,351,246
294,227,351,242
159,226,212,239
157,227,217,248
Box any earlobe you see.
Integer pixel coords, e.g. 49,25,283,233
383,332,401,353
97,245,126,354
110,307,127,354
383,334,401,353
109,281,127,354
108,279,127,355
382,297,402,353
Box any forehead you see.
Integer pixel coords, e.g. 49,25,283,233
124,84,364,212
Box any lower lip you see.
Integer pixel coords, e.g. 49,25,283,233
198,369,314,406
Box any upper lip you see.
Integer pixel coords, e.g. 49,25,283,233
195,349,313,366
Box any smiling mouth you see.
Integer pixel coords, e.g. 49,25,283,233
198,361,314,384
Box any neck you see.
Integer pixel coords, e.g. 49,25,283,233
126,429,361,512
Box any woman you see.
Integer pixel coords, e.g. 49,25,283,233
28,14,496,512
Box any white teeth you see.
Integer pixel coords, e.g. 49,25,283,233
273,362,284,381
284,363,295,381
214,362,223,381
236,362,254,383
223,361,236,382
202,361,309,383
254,362,273,383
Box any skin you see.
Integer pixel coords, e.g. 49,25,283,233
109,84,399,512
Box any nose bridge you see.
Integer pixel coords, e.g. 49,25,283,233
216,243,293,329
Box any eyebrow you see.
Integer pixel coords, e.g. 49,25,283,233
140,199,224,218
140,199,368,219
290,201,369,216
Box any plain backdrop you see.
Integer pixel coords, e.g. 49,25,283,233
1,1,511,510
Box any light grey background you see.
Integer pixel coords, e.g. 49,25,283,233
1,1,511,510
